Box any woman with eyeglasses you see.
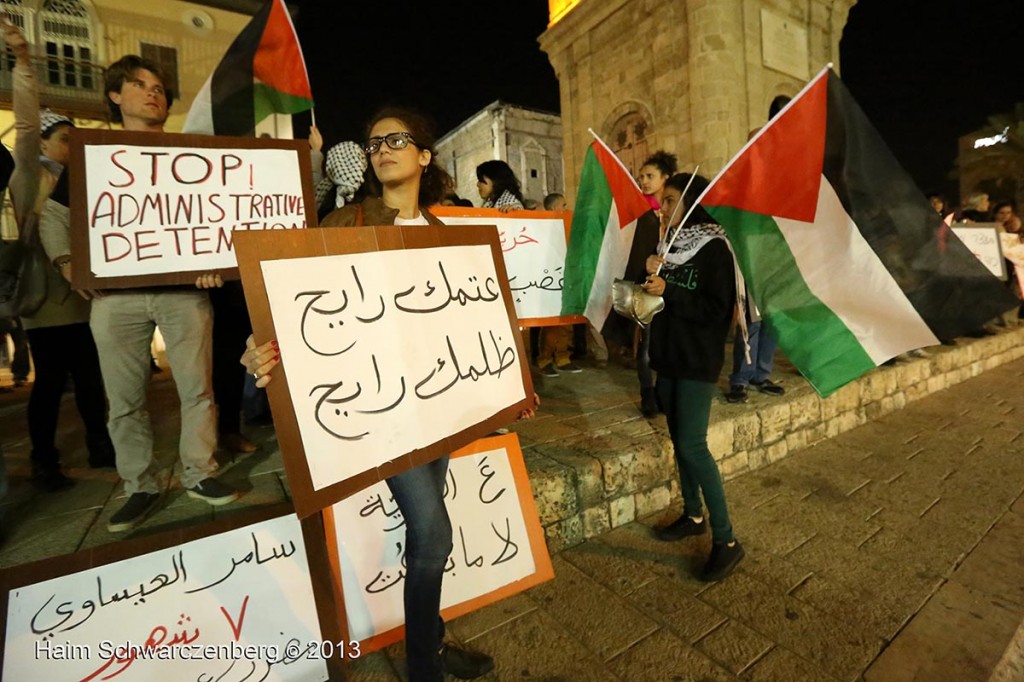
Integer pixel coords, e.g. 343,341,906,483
476,159,525,212
242,108,536,681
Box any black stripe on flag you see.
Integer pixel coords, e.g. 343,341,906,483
820,72,1017,341
209,1,272,136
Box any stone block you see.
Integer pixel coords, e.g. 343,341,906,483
544,514,584,554
766,440,789,464
833,382,862,412
786,429,811,453
892,391,907,410
731,412,762,451
524,453,579,525
635,483,673,517
707,418,735,458
748,447,769,470
719,450,750,479
609,495,636,528
788,392,822,430
581,504,611,538
759,402,792,444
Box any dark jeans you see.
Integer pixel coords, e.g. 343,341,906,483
25,323,111,468
656,377,734,544
210,283,252,435
729,320,777,387
385,456,453,682
637,326,654,390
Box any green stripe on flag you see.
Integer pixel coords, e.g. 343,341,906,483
561,147,614,315
253,83,313,123
707,205,876,396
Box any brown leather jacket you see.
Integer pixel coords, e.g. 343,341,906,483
320,196,443,227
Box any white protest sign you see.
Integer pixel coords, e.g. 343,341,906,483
326,434,552,650
3,515,331,681
433,208,571,322
260,244,527,492
83,142,307,278
1000,231,1024,268
951,224,1006,280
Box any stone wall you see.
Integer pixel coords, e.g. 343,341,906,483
540,0,856,198
516,327,1024,553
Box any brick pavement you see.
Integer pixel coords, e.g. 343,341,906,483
0,350,1021,679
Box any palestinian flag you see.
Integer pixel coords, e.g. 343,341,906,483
701,68,1017,397
561,137,653,329
183,0,312,136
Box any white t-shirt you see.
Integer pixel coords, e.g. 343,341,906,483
394,213,429,226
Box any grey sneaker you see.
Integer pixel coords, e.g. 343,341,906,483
107,492,160,532
187,478,240,506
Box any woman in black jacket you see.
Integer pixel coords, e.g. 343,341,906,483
642,173,745,582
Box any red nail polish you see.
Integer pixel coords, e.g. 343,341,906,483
274,354,280,362
271,340,279,347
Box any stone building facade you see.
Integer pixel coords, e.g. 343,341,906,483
435,101,564,207
540,0,856,198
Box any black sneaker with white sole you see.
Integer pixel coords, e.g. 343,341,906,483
655,514,707,541
187,478,240,506
107,492,160,532
700,540,745,582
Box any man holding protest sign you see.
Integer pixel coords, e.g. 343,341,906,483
87,56,240,532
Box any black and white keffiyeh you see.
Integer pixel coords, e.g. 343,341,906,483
315,141,367,209
483,189,524,210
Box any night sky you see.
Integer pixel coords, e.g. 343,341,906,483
291,0,1022,203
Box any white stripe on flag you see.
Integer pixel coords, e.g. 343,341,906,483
585,199,637,331
182,75,215,135
775,176,940,363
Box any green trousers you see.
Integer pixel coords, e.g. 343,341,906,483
656,377,735,544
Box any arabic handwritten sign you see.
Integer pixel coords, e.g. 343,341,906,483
69,129,316,289
233,225,534,518
952,224,1007,280
324,434,553,653
3,513,333,681
432,207,581,326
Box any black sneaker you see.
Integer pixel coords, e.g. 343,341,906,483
724,385,748,403
440,643,494,679
700,540,745,582
751,379,785,396
31,466,74,493
655,514,707,541
107,492,160,532
187,478,240,506
539,364,559,378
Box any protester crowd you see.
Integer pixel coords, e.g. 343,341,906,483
1,15,1023,680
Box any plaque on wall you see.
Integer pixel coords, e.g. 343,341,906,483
761,9,810,81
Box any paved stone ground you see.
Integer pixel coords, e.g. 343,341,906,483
0,355,1021,680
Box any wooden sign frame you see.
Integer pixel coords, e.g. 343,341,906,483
0,504,347,681
321,433,554,654
68,128,317,290
233,226,536,519
430,206,586,327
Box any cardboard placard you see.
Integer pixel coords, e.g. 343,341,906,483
430,207,585,327
69,128,317,289
322,434,553,654
0,506,347,681
951,223,1007,280
233,226,535,519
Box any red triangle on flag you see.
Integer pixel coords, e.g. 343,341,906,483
703,75,828,223
253,0,311,100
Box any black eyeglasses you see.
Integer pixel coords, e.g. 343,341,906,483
364,132,417,154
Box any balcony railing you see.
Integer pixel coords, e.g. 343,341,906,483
0,53,109,119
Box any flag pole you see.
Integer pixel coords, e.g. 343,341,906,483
310,107,317,129
655,166,700,260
